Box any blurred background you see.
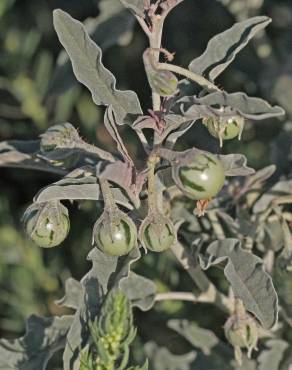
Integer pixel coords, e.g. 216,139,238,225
0,0,292,368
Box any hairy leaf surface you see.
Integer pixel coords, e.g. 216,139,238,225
53,9,142,125
0,315,73,370
189,17,271,81
200,239,278,329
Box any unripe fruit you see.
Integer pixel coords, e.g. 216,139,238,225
23,201,70,248
175,153,225,200
149,70,178,97
93,211,137,256
224,314,258,352
139,213,176,252
203,116,244,147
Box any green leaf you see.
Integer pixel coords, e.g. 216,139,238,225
145,342,196,370
189,16,271,81
120,272,156,311
200,239,278,329
53,9,142,125
167,320,219,355
0,315,73,370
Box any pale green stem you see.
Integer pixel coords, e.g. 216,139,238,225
147,154,159,211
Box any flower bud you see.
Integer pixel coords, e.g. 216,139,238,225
93,209,137,256
23,201,70,248
139,212,176,252
149,70,178,97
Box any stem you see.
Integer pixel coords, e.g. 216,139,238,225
149,23,163,111
147,154,159,210
99,178,117,212
157,62,220,92
170,242,231,313
155,292,197,303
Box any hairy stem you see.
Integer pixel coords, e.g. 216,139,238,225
155,291,197,303
147,154,160,210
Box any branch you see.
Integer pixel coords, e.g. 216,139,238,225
155,291,197,303
170,242,232,313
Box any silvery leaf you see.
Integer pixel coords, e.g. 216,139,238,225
0,315,73,370
191,91,285,120
119,272,156,311
168,320,219,355
200,238,278,329
189,17,271,81
50,0,135,94
145,342,196,370
53,9,142,125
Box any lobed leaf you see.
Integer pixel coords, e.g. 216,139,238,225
53,9,142,125
119,272,156,311
200,239,278,329
191,91,285,120
189,16,271,81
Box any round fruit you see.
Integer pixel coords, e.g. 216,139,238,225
204,116,244,145
224,315,258,349
140,214,176,252
24,202,70,248
150,70,178,97
177,153,225,200
94,215,137,256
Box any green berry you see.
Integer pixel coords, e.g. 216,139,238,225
23,201,70,248
177,153,225,200
139,213,176,252
203,116,244,147
93,212,137,256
